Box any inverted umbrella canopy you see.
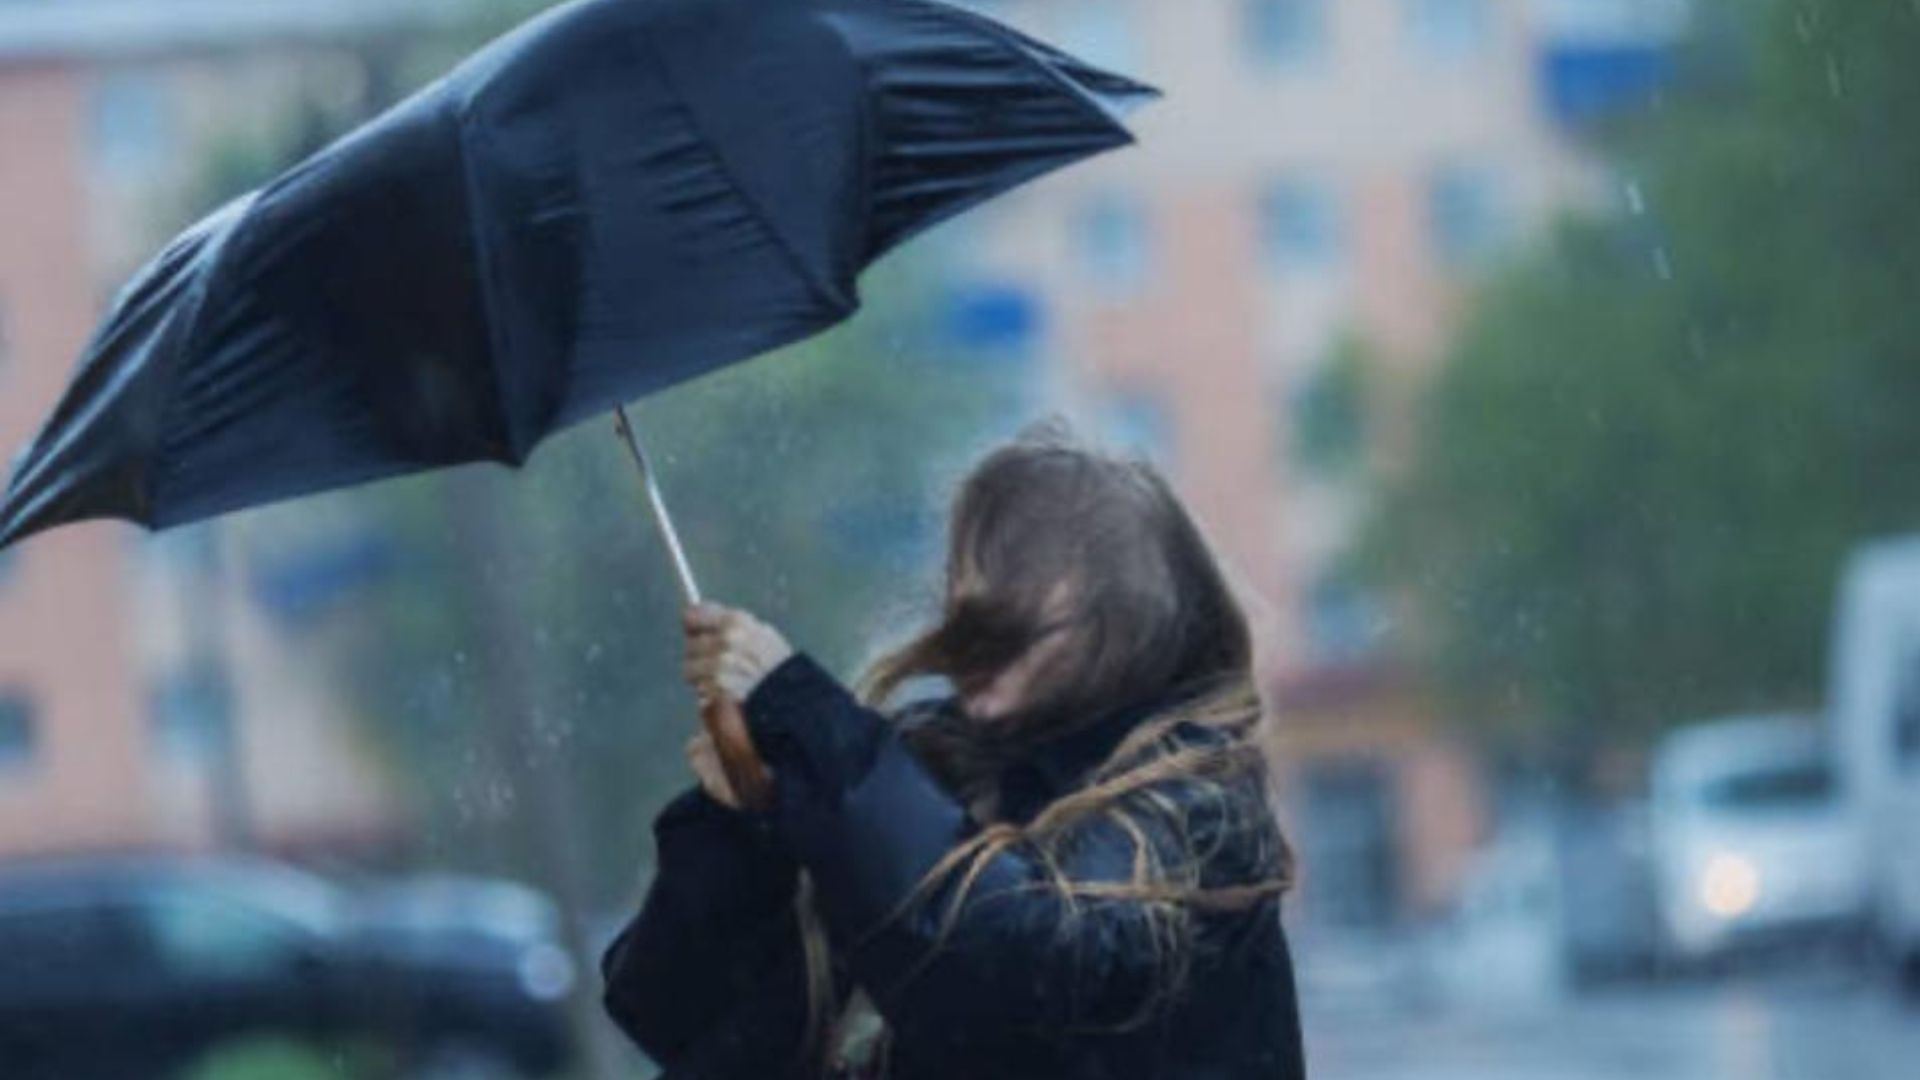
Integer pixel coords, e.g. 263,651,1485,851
0,0,1153,549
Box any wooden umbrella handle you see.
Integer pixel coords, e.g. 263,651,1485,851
702,693,775,811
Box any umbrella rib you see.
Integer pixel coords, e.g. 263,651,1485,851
904,0,1156,127
640,30,853,318
450,100,541,465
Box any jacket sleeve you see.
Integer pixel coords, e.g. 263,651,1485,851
601,786,805,1067
742,655,1173,1041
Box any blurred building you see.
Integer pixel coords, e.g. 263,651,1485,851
0,0,1691,926
961,0,1685,928
0,0,467,860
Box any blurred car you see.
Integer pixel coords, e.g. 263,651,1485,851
351,874,578,1005
1422,819,1568,1007
1551,798,1664,983
0,857,571,1080
1648,715,1867,964
1423,799,1663,1002
1832,537,1920,996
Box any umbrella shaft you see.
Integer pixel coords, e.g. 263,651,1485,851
614,407,703,606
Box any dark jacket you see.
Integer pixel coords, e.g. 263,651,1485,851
603,655,1307,1079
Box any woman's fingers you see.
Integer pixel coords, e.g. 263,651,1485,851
682,603,739,638
682,661,755,694
680,602,795,701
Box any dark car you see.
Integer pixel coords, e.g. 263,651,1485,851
0,857,572,1080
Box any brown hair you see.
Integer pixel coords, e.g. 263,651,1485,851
866,426,1255,746
802,426,1293,1066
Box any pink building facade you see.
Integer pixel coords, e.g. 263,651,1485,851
0,61,152,855
0,4,439,861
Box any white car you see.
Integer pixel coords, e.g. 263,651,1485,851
1648,715,1866,963
1831,538,1920,994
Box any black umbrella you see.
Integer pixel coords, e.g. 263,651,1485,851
0,0,1152,807
0,0,1153,551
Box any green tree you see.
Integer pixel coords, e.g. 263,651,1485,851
1367,0,1920,756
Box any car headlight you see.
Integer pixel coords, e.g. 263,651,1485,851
1698,853,1761,919
516,943,576,1002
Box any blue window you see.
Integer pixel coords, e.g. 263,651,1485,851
1429,164,1503,267
1306,577,1385,661
150,664,233,762
91,72,174,178
1300,762,1400,929
1290,346,1370,474
1263,177,1342,270
1105,388,1175,466
1246,0,1330,69
0,692,36,773
146,524,221,577
1078,196,1152,292
1404,0,1492,59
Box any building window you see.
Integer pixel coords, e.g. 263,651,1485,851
1077,196,1152,292
1290,343,1371,475
1246,0,1330,69
1429,164,1504,267
150,664,233,763
1306,575,1386,661
145,523,221,578
1262,176,1343,270
1404,0,1492,59
1104,388,1175,466
0,692,36,774
91,72,174,179
1301,762,1401,929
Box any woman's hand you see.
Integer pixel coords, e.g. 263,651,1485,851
682,603,795,703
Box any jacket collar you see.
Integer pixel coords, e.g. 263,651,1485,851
991,695,1169,824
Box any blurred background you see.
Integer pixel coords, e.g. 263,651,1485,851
2,0,1918,1077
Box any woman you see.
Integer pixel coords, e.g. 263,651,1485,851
602,433,1306,1078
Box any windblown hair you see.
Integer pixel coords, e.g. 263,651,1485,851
802,427,1294,1068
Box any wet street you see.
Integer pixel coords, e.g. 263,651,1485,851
1303,969,1920,1079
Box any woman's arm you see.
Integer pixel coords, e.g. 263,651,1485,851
742,655,1175,1040
600,786,803,1065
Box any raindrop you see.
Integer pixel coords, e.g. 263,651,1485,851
586,642,605,664
483,777,518,818
1624,180,1646,217
532,710,572,752
1826,53,1845,99
1653,246,1674,281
